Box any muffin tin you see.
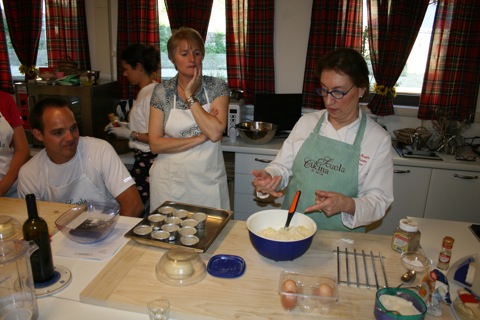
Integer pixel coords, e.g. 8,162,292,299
124,201,233,253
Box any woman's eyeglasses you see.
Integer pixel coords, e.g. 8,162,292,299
315,85,354,99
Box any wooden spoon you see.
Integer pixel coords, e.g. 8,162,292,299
284,191,301,229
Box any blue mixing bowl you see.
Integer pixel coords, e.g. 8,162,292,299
246,209,317,261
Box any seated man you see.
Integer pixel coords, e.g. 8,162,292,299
18,97,144,217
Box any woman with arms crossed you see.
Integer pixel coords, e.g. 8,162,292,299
148,27,230,211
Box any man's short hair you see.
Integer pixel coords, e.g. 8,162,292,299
30,97,71,132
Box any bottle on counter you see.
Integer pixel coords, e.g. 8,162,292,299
391,218,421,253
108,113,120,127
437,236,455,270
22,194,55,283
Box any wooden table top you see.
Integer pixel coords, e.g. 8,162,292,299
1,197,453,319
80,221,454,319
0,197,74,235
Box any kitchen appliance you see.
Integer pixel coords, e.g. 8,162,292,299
0,240,39,320
236,121,278,144
227,98,245,136
254,93,303,135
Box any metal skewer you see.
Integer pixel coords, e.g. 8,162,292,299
336,247,340,285
379,253,388,288
354,248,359,287
362,249,369,288
345,248,350,286
371,251,379,290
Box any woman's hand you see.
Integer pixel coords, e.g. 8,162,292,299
305,190,355,216
252,169,283,198
184,63,202,98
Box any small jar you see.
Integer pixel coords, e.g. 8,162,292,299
437,236,455,270
391,218,421,253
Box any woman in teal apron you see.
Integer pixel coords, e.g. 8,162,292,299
253,48,393,232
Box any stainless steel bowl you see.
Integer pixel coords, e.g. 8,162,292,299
236,121,278,144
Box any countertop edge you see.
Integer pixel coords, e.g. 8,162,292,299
29,137,480,172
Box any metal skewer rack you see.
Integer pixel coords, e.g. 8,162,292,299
335,247,388,289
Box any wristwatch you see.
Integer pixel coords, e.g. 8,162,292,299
186,95,198,108
130,131,139,141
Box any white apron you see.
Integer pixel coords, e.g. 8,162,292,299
45,151,117,206
0,112,17,197
149,89,230,211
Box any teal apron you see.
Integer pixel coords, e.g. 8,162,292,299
282,111,367,232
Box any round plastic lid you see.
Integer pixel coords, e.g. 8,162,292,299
0,215,22,240
155,247,206,286
399,218,419,233
207,254,246,278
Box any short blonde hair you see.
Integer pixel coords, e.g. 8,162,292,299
167,27,205,61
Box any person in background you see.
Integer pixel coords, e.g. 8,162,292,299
106,44,159,213
0,90,29,197
252,48,393,232
18,97,144,217
148,27,230,211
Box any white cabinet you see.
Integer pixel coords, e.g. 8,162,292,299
367,165,431,235
233,153,284,220
424,169,480,222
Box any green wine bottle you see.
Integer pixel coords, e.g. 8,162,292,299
22,194,55,283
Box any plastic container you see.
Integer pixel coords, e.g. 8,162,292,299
391,218,421,253
278,270,338,314
374,287,427,319
155,247,206,286
55,202,119,243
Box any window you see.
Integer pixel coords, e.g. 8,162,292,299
362,1,436,98
0,0,48,79
157,0,227,80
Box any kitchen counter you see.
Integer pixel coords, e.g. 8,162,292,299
2,197,475,319
30,136,480,172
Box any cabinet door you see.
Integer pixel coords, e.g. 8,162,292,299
367,166,431,235
424,169,480,222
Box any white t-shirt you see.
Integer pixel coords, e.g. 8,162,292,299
129,82,156,152
264,109,394,229
18,137,135,204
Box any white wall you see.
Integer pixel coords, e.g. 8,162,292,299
85,0,480,134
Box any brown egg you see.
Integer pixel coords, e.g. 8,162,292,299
314,283,333,297
281,291,297,310
282,279,297,293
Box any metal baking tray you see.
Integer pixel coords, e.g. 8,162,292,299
124,201,233,253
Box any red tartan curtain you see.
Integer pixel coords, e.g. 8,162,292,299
226,0,275,104
45,0,91,72
0,7,13,93
367,0,429,116
3,0,42,81
302,0,363,110
418,0,480,121
117,0,160,99
164,0,213,41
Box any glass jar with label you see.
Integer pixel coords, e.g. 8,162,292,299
391,218,421,253
437,236,455,270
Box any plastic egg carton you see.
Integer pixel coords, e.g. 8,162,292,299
278,270,339,314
